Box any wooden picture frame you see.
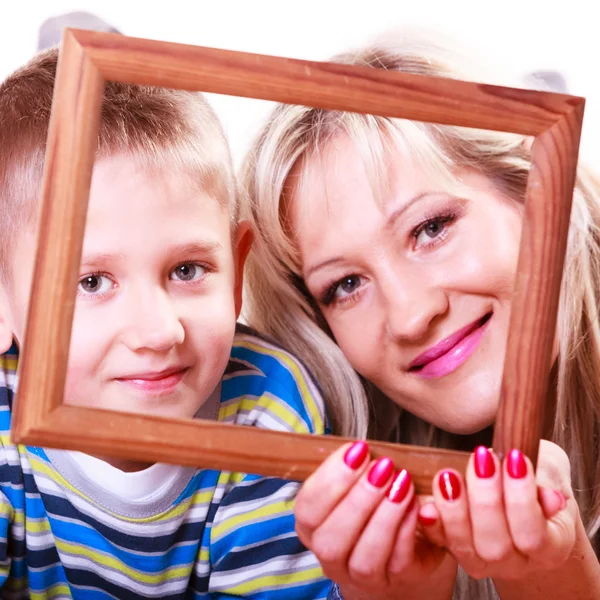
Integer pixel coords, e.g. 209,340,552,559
10,29,584,494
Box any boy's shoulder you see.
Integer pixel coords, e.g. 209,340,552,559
229,323,323,397
222,324,328,436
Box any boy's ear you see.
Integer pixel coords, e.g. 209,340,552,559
233,221,254,319
0,286,14,354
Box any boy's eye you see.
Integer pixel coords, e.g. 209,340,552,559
78,274,113,295
170,263,206,282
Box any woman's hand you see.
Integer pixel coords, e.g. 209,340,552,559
419,440,575,581
294,441,455,599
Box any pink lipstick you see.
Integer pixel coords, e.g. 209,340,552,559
408,313,491,379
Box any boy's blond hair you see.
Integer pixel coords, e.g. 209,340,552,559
0,47,236,281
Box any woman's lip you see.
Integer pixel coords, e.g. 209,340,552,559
408,314,491,369
408,313,492,379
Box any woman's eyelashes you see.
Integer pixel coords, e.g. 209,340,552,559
77,262,212,299
411,210,457,250
318,209,460,307
320,274,365,306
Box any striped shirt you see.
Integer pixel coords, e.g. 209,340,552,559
0,326,331,599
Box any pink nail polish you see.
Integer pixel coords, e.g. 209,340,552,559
387,469,411,503
418,506,438,527
438,470,461,502
344,441,369,470
506,449,527,479
368,457,395,488
474,446,495,478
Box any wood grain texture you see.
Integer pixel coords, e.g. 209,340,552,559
11,32,104,436
72,28,583,136
14,405,469,494
11,28,584,484
493,101,585,464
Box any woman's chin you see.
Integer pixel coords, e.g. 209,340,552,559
426,412,496,437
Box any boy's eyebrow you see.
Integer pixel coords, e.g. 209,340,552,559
167,241,223,256
80,251,126,268
80,242,224,269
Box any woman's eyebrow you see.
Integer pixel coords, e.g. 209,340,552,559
385,192,433,230
305,256,346,279
305,192,438,279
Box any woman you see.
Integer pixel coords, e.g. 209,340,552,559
240,31,600,599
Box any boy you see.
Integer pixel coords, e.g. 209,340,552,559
0,48,330,599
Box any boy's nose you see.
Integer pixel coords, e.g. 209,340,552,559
121,291,185,352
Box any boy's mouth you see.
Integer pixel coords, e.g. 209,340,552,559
116,366,190,394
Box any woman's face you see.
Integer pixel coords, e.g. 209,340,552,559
290,134,523,434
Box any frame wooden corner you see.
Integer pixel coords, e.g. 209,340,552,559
10,29,584,494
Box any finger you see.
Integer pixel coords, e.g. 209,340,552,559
310,456,396,582
295,441,370,545
346,469,414,584
433,468,487,574
538,486,567,519
417,501,446,548
503,449,547,557
467,447,517,565
388,491,419,576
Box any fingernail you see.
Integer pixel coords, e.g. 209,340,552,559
438,470,461,502
554,490,567,510
506,449,528,479
344,441,369,470
474,446,495,478
387,469,411,503
368,457,395,488
418,505,438,526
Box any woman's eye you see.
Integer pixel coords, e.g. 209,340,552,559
78,274,113,295
414,215,452,246
170,263,206,282
334,275,362,299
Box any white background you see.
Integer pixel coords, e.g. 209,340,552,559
1,0,597,168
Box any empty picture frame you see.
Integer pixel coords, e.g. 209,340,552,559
10,29,584,494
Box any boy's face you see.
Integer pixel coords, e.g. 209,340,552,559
5,155,248,420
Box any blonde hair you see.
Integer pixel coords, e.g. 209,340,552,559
0,47,236,282
241,30,600,586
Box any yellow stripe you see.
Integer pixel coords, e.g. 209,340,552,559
0,501,13,519
3,576,29,592
55,539,190,584
198,547,209,562
226,566,326,595
25,518,51,534
0,434,27,454
211,499,293,540
0,356,18,372
30,584,72,599
219,395,309,433
228,472,246,485
234,340,323,433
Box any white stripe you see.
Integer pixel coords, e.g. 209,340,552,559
57,552,190,596
211,551,321,589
